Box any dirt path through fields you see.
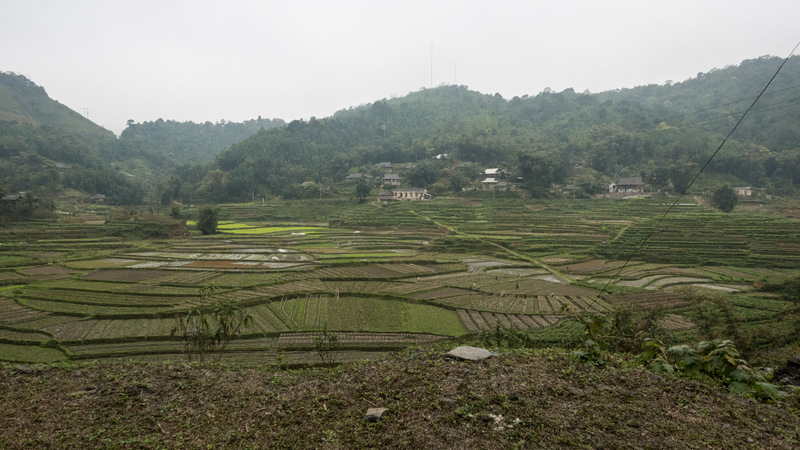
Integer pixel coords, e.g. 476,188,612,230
403,207,575,283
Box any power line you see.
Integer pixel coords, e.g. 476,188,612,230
598,41,800,297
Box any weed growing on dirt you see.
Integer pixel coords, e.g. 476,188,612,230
312,322,339,365
477,322,536,349
173,284,253,361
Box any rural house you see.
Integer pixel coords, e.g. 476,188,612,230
609,177,645,193
88,194,106,204
735,187,753,196
379,173,402,185
482,177,511,191
2,192,25,207
484,167,510,179
345,173,368,182
376,190,395,202
391,188,430,201
377,188,429,201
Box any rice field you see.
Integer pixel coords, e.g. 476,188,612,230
1,197,799,363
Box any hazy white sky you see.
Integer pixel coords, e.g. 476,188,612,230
1,0,798,134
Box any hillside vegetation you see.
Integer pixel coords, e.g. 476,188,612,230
158,55,800,203
114,116,286,176
0,72,144,204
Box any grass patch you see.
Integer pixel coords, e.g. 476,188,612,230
220,225,327,235
0,342,66,362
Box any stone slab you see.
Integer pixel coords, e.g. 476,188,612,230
446,346,493,361
363,407,389,422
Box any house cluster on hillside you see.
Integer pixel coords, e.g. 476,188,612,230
344,159,765,202
347,162,520,201
344,162,431,202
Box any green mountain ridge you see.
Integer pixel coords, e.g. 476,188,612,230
2,55,799,206
0,72,283,204
164,55,799,203
115,116,286,173
0,71,114,140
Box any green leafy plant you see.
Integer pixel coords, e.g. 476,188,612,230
571,338,608,366
638,337,674,375
638,338,779,399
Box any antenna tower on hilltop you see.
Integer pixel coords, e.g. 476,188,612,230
430,43,433,89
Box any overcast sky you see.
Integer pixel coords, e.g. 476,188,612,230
1,0,798,135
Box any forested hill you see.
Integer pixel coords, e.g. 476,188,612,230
0,71,283,205
164,55,799,204
116,117,286,171
0,71,146,204
2,55,799,206
0,71,114,140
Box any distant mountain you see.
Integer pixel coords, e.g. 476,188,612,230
163,55,799,203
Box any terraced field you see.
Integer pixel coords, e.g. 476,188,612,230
1,197,798,363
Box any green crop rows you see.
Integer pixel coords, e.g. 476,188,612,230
1,196,799,363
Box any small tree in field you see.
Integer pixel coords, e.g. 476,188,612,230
710,185,738,213
197,205,218,234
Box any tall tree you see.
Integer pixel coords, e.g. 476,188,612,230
710,185,738,213
355,181,371,203
197,205,219,235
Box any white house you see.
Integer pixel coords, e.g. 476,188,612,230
609,177,645,193
377,188,430,201
392,188,430,201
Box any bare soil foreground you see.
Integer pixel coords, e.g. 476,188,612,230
2,348,800,448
